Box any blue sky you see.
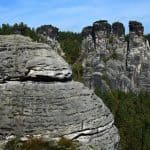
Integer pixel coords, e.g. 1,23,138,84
0,0,150,33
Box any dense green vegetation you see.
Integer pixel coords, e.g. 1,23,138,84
95,90,150,150
58,31,82,64
145,34,150,43
0,23,40,41
4,137,79,150
58,31,83,81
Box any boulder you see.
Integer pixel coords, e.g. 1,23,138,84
0,35,71,82
0,81,119,150
0,35,120,150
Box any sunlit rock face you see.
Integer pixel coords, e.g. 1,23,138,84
0,35,120,150
82,20,150,92
0,35,71,82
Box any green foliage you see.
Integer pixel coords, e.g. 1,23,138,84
95,90,150,150
58,31,82,64
145,34,150,43
111,51,118,60
57,137,79,150
58,31,83,82
101,56,110,63
4,137,79,150
101,74,109,84
0,22,40,41
109,35,114,44
125,34,129,41
72,63,83,82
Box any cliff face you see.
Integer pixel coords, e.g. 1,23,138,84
82,20,150,92
0,35,119,149
127,21,150,91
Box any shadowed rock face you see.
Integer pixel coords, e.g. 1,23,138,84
37,25,59,39
129,21,144,36
112,22,125,37
82,26,93,38
82,20,150,92
37,25,64,56
93,20,111,34
0,35,120,150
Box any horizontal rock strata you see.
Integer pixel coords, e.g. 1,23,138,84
0,35,71,82
0,35,120,150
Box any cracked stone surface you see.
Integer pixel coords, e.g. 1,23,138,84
0,35,119,150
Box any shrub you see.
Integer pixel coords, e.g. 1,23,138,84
4,137,79,150
111,51,118,60
0,23,40,42
72,63,83,82
58,31,82,65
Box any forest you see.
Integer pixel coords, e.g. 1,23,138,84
0,22,150,150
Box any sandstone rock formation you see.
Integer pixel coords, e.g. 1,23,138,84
37,25,64,56
0,35,119,150
127,21,150,91
0,35,71,82
81,20,150,92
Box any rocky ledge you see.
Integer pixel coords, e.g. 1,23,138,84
0,35,119,150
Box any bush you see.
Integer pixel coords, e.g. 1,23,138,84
58,31,82,64
111,51,118,60
4,137,79,150
72,63,83,82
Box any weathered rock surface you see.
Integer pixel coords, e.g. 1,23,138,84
0,35,71,81
0,81,119,149
82,20,150,92
37,25,64,56
127,21,150,91
0,35,119,150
